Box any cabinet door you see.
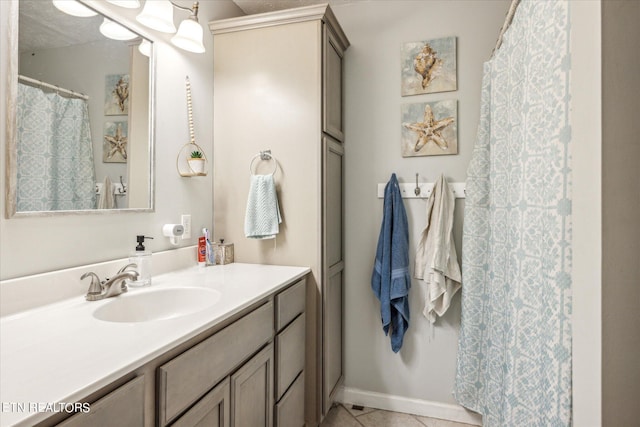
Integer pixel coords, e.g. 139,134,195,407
274,372,305,427
172,378,230,427
231,344,274,427
322,136,344,415
323,26,344,142
57,376,144,427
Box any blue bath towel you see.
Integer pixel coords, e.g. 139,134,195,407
371,173,411,352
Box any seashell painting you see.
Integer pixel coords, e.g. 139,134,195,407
401,37,456,96
401,99,457,157
104,74,130,115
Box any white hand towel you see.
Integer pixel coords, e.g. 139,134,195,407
97,176,114,210
414,174,461,323
244,174,282,239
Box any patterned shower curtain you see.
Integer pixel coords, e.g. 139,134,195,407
454,1,572,426
16,83,97,211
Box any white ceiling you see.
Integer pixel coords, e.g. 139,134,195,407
19,1,105,53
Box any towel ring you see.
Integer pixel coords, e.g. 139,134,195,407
249,150,278,175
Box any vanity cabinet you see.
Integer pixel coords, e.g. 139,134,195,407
42,277,306,427
161,279,306,427
210,5,348,424
157,301,274,426
56,376,145,427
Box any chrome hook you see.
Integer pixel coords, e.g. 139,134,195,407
414,173,421,196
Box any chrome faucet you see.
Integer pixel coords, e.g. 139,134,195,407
81,264,139,301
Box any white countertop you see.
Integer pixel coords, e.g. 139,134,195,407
0,263,309,427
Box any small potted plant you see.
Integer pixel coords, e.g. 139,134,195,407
187,150,206,175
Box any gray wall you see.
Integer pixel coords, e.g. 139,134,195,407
602,1,640,425
0,0,244,280
331,0,509,405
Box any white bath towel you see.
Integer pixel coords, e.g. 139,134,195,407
244,174,282,239
97,176,114,210
414,174,461,323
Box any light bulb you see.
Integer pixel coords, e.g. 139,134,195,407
100,18,138,41
138,39,151,57
106,0,141,8
171,18,205,53
136,0,176,33
52,0,97,17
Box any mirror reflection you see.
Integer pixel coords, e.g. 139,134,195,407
11,0,153,214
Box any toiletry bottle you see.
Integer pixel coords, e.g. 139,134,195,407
203,228,215,266
198,235,206,267
129,235,153,287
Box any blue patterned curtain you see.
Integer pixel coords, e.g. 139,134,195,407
16,83,97,211
454,1,572,426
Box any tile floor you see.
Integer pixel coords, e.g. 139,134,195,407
320,404,478,427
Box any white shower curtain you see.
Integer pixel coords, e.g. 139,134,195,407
16,83,97,211
454,1,572,426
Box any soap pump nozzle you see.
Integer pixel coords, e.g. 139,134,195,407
135,235,154,252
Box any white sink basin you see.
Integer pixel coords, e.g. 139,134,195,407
93,287,221,323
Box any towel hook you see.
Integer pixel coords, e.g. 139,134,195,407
250,150,278,175
414,173,421,196
118,175,126,194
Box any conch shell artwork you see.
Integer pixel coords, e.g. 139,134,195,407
401,37,456,96
113,77,129,113
104,74,130,115
401,100,457,157
414,44,442,90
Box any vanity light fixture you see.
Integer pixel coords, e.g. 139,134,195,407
170,2,205,54
135,1,205,53
99,17,138,41
105,0,141,8
138,39,152,57
52,0,97,17
136,0,177,33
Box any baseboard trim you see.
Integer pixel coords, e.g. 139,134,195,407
337,386,483,425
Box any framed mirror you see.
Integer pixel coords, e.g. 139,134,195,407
5,0,155,217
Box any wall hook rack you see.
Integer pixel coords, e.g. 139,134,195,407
377,180,466,199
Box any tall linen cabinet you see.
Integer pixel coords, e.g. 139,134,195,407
210,5,349,426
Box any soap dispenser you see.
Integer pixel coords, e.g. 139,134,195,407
129,235,153,287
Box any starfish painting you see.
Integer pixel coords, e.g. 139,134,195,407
105,123,128,161
403,104,455,152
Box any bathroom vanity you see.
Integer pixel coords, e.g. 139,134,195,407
0,263,309,427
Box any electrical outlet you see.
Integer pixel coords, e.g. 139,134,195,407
181,214,191,239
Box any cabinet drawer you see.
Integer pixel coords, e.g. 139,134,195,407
158,301,274,426
275,279,306,331
275,313,305,401
172,377,230,427
275,372,304,427
57,376,144,427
